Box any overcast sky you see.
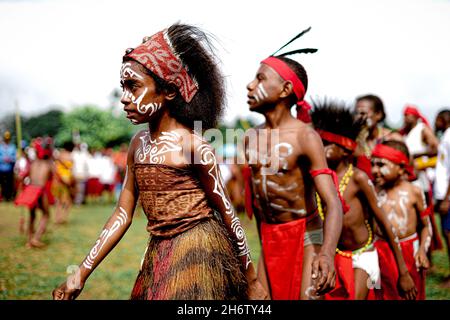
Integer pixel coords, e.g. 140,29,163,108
0,0,449,128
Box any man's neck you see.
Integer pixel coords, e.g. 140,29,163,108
263,103,294,129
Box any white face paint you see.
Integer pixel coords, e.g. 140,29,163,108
255,83,269,102
121,62,162,120
380,166,391,176
82,207,128,269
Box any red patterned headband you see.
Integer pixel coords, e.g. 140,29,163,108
261,56,312,123
125,29,199,103
316,130,357,152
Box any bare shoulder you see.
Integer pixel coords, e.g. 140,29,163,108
353,167,371,186
128,129,147,151
410,182,425,198
296,122,322,148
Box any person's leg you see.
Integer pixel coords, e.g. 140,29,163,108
31,196,49,246
301,244,323,300
354,268,370,300
26,208,36,247
257,250,271,299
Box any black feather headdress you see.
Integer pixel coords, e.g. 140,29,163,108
270,26,318,57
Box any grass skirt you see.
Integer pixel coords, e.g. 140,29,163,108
130,217,248,300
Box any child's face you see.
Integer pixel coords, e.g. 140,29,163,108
246,64,286,111
371,157,402,187
120,61,165,125
323,141,347,164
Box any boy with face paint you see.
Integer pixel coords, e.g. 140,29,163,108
371,140,433,300
353,94,403,179
244,47,343,299
311,101,417,300
53,23,267,300
14,137,55,248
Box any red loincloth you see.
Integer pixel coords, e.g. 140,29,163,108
14,181,55,209
261,218,306,300
356,155,373,180
374,234,425,300
242,165,254,220
325,254,355,300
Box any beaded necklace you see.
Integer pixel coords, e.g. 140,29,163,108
316,164,374,257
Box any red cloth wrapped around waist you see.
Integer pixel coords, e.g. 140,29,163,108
325,254,355,300
14,185,45,209
374,234,425,300
261,218,306,300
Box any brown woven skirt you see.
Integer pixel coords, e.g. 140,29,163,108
130,217,248,300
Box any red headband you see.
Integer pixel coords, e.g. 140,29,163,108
316,130,357,152
372,144,416,180
404,105,430,127
261,56,312,123
33,137,53,159
125,30,199,103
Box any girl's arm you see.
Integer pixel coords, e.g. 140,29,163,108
192,137,267,299
53,141,139,300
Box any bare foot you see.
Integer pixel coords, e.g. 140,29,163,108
28,239,46,248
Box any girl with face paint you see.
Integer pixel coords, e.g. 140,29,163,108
52,23,267,300
371,140,433,300
311,101,417,300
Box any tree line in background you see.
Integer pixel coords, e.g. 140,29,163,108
0,104,256,150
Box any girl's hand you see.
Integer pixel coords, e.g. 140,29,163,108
52,275,84,300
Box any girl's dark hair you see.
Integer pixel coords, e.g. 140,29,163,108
381,140,410,159
356,94,386,122
274,56,308,106
311,98,365,141
123,23,225,131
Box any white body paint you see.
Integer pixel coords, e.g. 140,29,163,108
197,140,251,268
379,190,409,236
83,207,129,269
136,131,182,164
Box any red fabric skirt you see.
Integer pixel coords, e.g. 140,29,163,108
14,182,55,209
324,251,379,300
374,234,425,300
86,178,103,196
261,218,306,300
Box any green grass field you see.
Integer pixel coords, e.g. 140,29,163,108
0,201,448,300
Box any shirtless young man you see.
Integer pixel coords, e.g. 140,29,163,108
15,137,55,248
372,140,433,300
311,102,416,300
244,54,343,300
